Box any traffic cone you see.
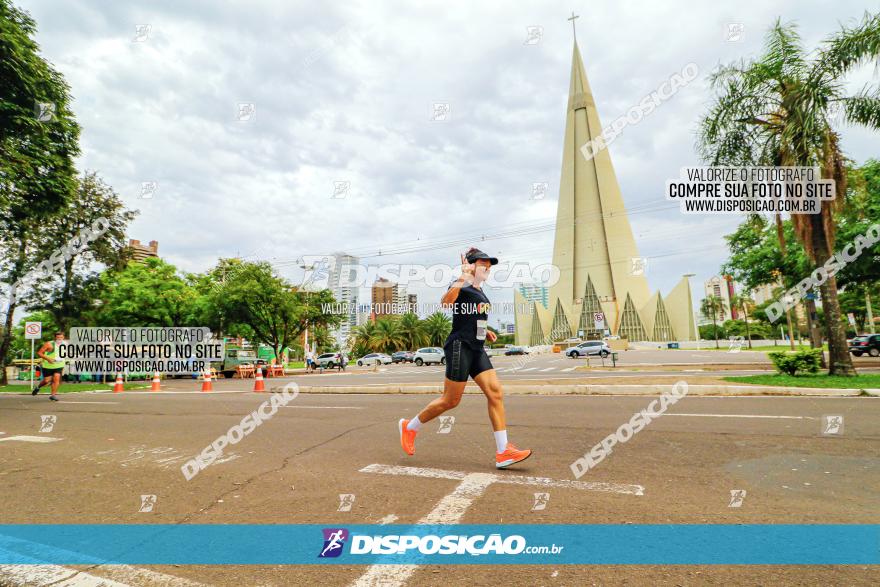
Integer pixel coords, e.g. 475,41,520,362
253,367,265,392
112,373,124,393
201,369,213,392
150,372,161,392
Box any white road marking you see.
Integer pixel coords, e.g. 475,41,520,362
377,514,398,525
664,413,815,420
281,406,365,409
540,368,555,372
521,367,538,372
352,464,642,586
562,367,577,372
0,436,62,443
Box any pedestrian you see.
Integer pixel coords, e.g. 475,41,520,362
397,248,532,469
33,331,65,401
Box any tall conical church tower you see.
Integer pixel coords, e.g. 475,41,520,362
515,31,696,345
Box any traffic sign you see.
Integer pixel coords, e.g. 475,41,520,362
593,312,605,330
25,321,42,340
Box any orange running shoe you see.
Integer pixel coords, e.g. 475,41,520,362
398,419,417,455
495,443,531,469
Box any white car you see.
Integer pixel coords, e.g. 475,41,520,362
566,341,611,358
413,347,445,366
356,353,392,367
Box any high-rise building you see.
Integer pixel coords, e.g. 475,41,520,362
703,276,736,321
127,239,159,262
372,277,399,317
514,33,696,345
327,252,359,349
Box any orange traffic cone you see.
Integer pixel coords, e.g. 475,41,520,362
112,373,124,393
253,367,265,392
201,369,213,392
150,372,161,391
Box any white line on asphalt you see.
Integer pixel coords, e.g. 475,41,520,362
352,464,642,586
281,406,365,409
521,367,538,372
540,368,555,372
0,436,62,443
377,514,399,525
562,367,577,372
664,413,815,419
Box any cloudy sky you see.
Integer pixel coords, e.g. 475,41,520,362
26,0,879,325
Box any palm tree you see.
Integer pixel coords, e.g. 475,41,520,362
731,293,755,349
422,312,452,346
350,321,378,354
398,312,426,350
699,14,880,375
370,317,404,353
701,295,727,349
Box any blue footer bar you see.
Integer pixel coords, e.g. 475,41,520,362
0,525,876,565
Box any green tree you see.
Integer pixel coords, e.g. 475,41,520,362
351,321,378,356
91,258,200,327
371,317,404,353
422,312,452,346
0,0,81,383
397,312,426,350
700,14,880,374
700,295,727,349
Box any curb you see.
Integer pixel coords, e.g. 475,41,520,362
269,384,869,397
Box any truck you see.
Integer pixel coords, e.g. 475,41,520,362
213,348,258,379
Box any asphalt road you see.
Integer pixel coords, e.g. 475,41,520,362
0,389,877,586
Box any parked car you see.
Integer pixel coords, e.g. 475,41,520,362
315,352,346,369
566,340,611,358
356,353,392,367
504,346,529,356
392,351,414,364
849,334,880,357
413,347,445,366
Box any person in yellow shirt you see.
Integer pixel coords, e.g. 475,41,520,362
34,331,65,401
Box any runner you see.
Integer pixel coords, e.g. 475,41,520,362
33,331,65,401
398,248,532,469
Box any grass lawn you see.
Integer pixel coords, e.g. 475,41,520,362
0,382,149,394
723,373,880,389
691,344,828,352
286,361,305,369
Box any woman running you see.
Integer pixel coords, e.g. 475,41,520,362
398,248,532,469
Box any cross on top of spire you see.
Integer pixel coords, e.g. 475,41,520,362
567,11,579,39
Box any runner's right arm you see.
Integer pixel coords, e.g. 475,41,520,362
441,253,474,305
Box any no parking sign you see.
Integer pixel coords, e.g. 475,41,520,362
25,321,42,340
593,312,605,330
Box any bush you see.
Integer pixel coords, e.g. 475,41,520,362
768,349,823,376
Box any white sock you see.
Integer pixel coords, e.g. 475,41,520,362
494,430,508,454
406,416,422,432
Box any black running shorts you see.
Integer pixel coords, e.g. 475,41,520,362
40,367,63,377
444,339,494,382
